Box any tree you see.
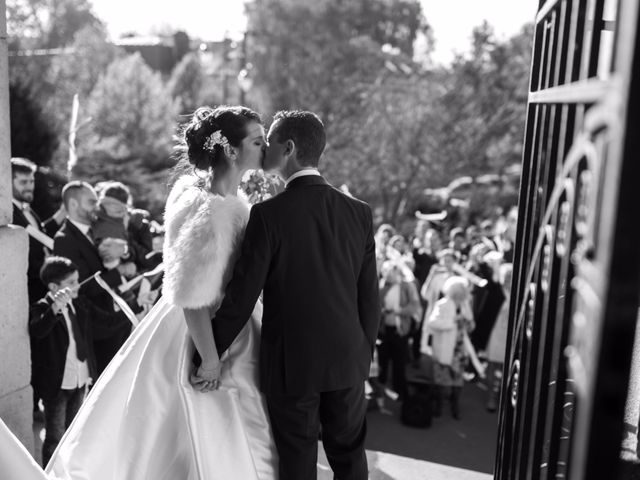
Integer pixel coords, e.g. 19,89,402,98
6,0,103,50
74,53,178,216
168,52,206,115
324,71,447,223
44,24,123,169
244,0,435,224
9,78,58,166
437,22,533,179
324,20,533,224
7,0,113,170
245,0,429,117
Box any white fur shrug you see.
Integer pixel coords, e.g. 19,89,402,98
163,175,250,310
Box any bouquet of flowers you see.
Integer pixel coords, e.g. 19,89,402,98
240,170,283,205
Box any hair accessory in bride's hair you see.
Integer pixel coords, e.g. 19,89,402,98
203,130,232,157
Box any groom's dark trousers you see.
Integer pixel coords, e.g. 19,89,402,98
212,175,380,480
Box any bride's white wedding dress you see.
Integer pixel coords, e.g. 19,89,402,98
42,175,278,479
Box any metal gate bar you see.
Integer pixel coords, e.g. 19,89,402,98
495,0,640,478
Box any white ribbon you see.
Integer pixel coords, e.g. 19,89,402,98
94,272,139,328
25,225,54,250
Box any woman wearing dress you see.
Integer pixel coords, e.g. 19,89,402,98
44,105,278,479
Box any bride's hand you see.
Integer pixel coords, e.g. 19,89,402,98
190,362,222,392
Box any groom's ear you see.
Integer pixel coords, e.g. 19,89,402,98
284,139,295,158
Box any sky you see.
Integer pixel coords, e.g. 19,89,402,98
89,0,538,65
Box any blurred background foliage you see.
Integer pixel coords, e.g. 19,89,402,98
7,0,532,223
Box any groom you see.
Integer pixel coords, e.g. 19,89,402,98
209,110,380,480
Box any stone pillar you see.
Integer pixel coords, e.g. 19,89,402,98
0,0,34,453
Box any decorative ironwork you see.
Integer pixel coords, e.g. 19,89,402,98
495,1,640,479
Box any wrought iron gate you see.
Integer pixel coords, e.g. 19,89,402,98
495,0,640,478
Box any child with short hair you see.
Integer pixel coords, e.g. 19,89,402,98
428,275,475,419
29,256,125,465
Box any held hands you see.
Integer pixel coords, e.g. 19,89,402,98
189,361,222,393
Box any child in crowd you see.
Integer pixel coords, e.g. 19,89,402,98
485,263,513,412
428,276,475,419
29,256,126,465
91,182,136,279
91,182,130,244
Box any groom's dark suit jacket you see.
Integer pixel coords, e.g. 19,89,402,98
212,175,380,396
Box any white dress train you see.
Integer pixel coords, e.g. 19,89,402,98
0,419,53,480
46,296,277,480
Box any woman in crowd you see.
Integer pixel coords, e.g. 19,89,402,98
428,276,475,419
377,259,422,402
419,248,459,353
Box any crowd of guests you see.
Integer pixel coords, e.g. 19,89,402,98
11,153,518,462
11,157,164,464
372,207,518,421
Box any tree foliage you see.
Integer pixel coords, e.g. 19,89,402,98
168,52,206,115
436,22,533,179
7,0,533,224
9,78,58,166
44,25,123,168
247,0,532,223
8,0,115,170
246,0,429,117
6,0,103,50
74,53,178,216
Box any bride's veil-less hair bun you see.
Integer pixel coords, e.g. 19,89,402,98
174,105,262,181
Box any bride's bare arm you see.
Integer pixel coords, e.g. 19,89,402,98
183,307,220,371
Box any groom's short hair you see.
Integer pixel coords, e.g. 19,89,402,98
271,110,326,167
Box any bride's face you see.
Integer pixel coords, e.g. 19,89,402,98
237,122,267,170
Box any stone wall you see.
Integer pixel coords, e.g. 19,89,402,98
0,0,34,453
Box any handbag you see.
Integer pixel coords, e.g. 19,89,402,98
401,381,432,428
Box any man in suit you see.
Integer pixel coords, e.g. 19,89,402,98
11,157,53,422
11,157,49,304
53,181,131,373
207,111,380,480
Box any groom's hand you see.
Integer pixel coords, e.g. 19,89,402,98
189,363,222,392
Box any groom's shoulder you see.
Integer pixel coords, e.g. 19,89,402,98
328,185,372,212
249,192,284,217
255,184,372,216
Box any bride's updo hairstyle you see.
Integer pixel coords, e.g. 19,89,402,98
176,105,262,177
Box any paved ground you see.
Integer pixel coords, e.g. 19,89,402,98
318,449,492,480
361,379,498,475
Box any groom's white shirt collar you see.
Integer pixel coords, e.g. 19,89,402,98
285,168,321,187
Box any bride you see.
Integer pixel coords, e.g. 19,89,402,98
37,105,278,479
